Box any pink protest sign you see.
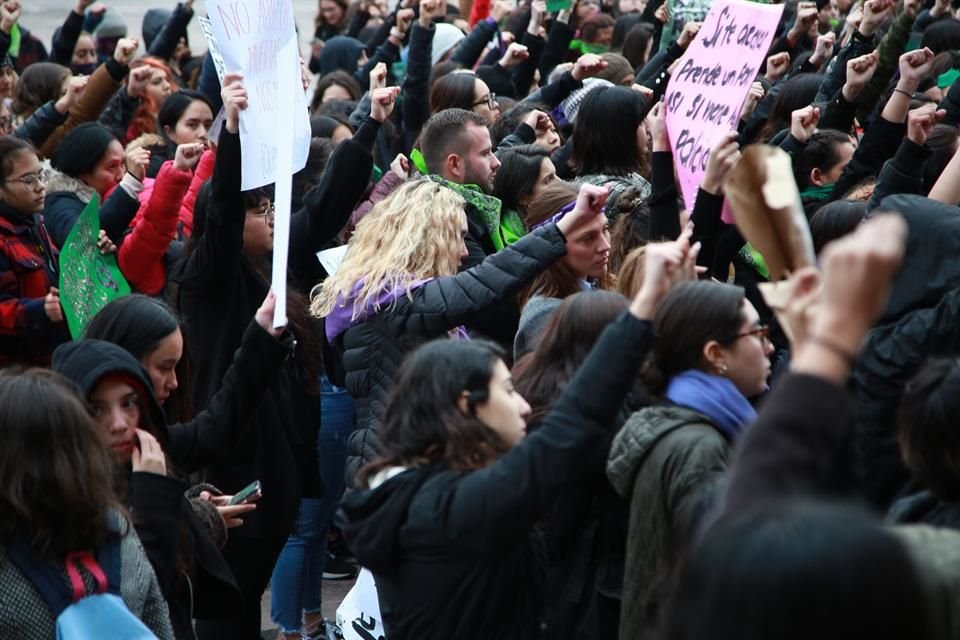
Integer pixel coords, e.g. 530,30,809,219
664,0,784,216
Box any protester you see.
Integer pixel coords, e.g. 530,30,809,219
338,224,699,639
0,136,65,367
7,0,960,636
0,369,174,639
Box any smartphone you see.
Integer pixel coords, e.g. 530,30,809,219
228,480,262,505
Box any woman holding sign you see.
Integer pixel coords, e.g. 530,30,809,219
0,135,67,366
176,72,393,638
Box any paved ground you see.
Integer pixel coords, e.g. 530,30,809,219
259,579,356,638
25,2,353,636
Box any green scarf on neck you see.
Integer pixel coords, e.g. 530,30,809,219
799,183,834,200
7,24,20,58
428,175,525,251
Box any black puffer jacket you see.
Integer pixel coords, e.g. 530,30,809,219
853,194,960,508
328,223,568,486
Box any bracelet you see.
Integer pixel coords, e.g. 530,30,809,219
808,335,858,367
893,88,913,99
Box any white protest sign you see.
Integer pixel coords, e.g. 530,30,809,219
316,245,349,276
336,569,386,640
270,38,299,329
203,0,311,190
196,16,227,83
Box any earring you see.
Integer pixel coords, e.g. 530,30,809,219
717,364,728,375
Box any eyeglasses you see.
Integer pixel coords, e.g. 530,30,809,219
736,325,772,345
5,169,47,188
472,93,497,109
249,201,275,218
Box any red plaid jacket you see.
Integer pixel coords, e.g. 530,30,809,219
0,211,67,366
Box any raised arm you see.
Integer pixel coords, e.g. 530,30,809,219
175,73,246,289
446,230,701,545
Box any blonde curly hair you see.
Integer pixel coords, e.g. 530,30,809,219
310,178,468,320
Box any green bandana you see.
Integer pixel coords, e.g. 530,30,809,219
738,243,770,280
8,23,20,58
569,39,608,55
939,68,960,89
428,175,524,251
799,183,835,201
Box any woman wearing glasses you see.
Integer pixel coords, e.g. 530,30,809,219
0,135,67,366
429,71,501,125
605,279,774,639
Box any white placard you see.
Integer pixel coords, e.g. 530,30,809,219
196,16,227,83
270,38,300,329
316,245,349,276
203,0,311,190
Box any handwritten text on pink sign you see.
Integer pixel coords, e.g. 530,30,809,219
664,0,784,211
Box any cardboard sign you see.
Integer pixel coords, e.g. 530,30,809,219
58,196,131,338
203,0,311,190
664,0,784,212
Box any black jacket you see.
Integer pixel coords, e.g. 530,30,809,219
331,223,568,486
338,312,655,640
51,336,295,639
175,121,376,535
853,195,960,508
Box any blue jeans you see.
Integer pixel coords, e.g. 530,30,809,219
270,376,355,633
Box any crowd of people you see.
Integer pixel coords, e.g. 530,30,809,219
2,0,960,638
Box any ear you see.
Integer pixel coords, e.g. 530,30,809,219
445,153,464,182
163,124,175,138
810,167,824,187
456,390,472,415
702,340,728,375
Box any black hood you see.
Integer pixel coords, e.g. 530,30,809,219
336,467,435,572
877,195,960,324
52,339,168,444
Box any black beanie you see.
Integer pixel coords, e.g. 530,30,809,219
51,123,117,177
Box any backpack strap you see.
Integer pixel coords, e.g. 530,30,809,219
64,552,108,601
4,541,74,616
94,533,123,597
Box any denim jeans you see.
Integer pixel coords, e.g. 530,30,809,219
270,376,355,633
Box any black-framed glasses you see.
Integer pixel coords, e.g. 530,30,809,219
5,169,46,188
249,201,275,218
472,93,497,109
736,325,772,345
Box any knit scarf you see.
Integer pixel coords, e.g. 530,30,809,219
428,175,525,251
666,370,756,441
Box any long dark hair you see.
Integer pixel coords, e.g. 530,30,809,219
661,500,935,640
181,181,323,393
648,281,744,393
157,89,214,146
12,62,70,117
759,73,823,142
492,144,550,214
0,369,126,561
429,72,480,114
0,135,36,182
514,291,628,425
898,357,960,501
358,339,510,486
83,295,195,423
571,85,650,177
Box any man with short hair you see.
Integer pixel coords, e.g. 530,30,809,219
419,108,526,351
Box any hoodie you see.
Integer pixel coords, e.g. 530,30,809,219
606,404,729,638
52,339,242,640
337,311,655,640
318,36,368,76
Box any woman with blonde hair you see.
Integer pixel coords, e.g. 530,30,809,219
312,178,609,485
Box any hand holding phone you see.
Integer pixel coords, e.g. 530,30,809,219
228,480,262,505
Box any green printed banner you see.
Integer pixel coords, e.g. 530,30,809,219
58,195,131,338
547,0,573,12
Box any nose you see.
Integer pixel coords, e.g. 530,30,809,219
197,124,209,141
517,394,532,420
491,155,501,171
599,232,611,252
168,371,178,393
107,407,131,435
